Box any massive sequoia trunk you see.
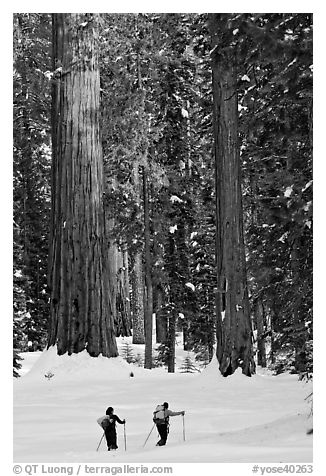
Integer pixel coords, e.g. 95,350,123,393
48,14,118,357
210,14,255,376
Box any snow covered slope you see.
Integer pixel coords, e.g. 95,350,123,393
13,339,312,463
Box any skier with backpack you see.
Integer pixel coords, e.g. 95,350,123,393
97,407,126,451
153,402,185,446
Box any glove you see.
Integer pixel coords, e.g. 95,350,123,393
181,411,185,415
123,419,126,424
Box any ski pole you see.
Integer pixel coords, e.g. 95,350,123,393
124,422,127,451
96,432,105,451
182,414,185,441
143,423,155,447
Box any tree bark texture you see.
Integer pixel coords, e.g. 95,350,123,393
131,253,145,344
155,288,167,343
48,14,118,357
143,167,153,368
107,217,118,328
116,263,132,337
166,234,177,373
122,244,132,328
106,176,131,338
167,310,176,373
131,162,145,344
255,300,267,367
291,239,307,373
210,14,255,376
107,233,131,337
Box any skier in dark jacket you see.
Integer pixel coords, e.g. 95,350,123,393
154,402,185,446
97,407,125,451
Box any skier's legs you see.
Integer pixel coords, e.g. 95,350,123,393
104,429,111,450
105,429,118,450
156,423,168,446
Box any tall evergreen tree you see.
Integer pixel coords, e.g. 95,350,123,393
237,14,313,373
13,13,52,362
100,14,147,345
209,13,255,377
48,13,118,357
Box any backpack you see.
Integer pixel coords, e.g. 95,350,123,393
101,416,114,430
153,404,167,424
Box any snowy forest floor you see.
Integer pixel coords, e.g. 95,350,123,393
13,336,313,463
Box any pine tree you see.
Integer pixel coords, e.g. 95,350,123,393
13,350,23,378
13,14,52,352
237,14,313,374
120,341,135,364
179,355,200,373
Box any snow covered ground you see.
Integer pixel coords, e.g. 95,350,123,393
13,336,313,466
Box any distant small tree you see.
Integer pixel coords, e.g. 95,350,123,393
154,343,169,368
179,355,200,373
134,353,144,367
120,341,135,364
13,350,23,378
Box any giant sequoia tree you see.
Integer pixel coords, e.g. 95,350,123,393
209,14,255,377
13,13,312,377
47,14,118,357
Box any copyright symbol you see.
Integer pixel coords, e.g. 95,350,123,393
13,466,22,474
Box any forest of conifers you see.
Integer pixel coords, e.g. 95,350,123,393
13,13,312,379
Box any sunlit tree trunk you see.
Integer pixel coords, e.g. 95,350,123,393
255,299,267,367
105,176,131,337
48,13,118,357
122,244,132,327
107,217,118,330
115,248,132,336
131,162,145,344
